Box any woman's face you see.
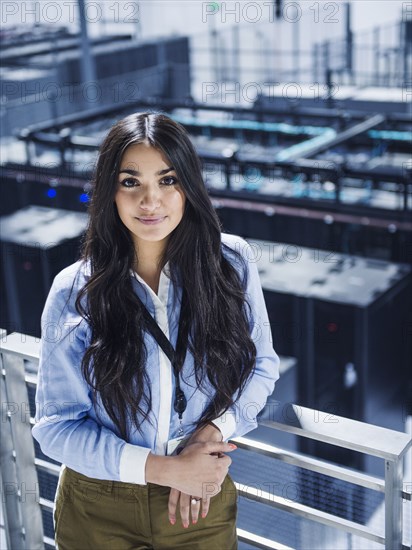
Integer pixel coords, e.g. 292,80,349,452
114,142,186,254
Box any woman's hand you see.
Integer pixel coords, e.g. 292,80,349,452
167,423,232,528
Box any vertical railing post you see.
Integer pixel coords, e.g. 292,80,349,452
1,350,44,549
312,43,319,84
77,0,97,87
1,352,25,550
385,458,403,549
373,26,380,87
322,40,330,89
232,24,240,85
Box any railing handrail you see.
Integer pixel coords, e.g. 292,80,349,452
258,402,412,462
1,331,411,462
0,333,40,362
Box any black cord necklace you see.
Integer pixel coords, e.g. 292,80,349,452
135,286,189,424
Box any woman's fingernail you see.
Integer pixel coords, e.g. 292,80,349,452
192,519,197,524
183,521,189,528
201,512,207,518
169,518,175,525
228,443,237,449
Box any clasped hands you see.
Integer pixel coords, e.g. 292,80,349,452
167,423,237,528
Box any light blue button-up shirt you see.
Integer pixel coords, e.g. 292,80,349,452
32,233,280,484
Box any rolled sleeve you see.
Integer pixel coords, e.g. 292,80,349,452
119,444,152,484
210,412,237,441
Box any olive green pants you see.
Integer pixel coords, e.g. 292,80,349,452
54,466,238,550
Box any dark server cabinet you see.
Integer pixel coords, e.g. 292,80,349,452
0,205,88,337
216,205,411,263
252,239,411,473
0,166,91,215
63,37,190,100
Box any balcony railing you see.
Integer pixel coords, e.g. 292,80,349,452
1,330,411,550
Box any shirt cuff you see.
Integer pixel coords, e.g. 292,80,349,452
210,411,237,441
119,443,152,485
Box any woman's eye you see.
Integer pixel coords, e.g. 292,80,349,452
120,178,138,188
161,176,179,186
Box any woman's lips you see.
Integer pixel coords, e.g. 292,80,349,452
136,217,166,225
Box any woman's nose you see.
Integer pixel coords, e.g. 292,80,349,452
139,186,161,209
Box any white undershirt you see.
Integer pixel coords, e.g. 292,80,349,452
132,265,172,455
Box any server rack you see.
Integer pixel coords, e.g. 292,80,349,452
0,205,88,337
251,239,411,473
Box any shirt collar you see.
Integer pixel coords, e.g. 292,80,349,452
131,261,170,306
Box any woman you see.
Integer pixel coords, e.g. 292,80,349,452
33,111,280,549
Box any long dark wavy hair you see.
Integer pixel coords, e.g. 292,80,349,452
75,111,257,441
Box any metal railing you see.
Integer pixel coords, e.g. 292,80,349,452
190,15,410,91
1,330,411,550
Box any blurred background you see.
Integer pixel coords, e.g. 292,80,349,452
0,1,411,549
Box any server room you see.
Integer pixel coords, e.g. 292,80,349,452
0,1,411,549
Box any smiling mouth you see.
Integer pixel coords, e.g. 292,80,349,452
136,217,166,225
